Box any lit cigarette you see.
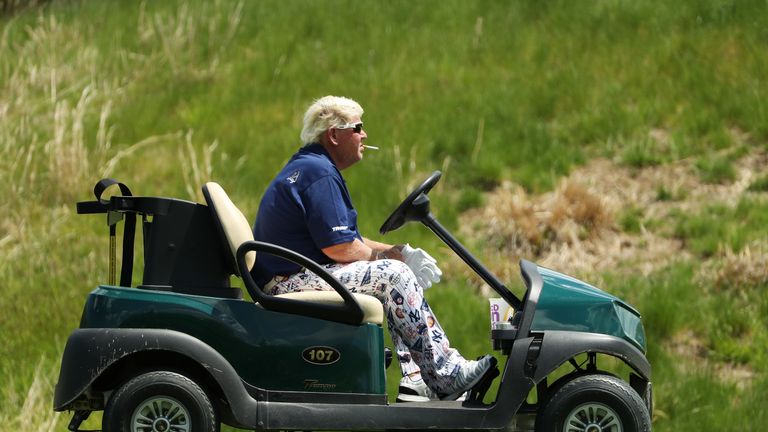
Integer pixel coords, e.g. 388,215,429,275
363,145,379,150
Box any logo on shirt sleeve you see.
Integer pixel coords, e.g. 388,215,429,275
287,170,301,184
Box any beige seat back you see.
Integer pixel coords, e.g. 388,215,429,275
203,182,256,274
202,182,383,325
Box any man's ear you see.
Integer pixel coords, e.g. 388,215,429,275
326,128,339,145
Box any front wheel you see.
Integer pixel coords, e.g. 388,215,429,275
536,374,651,432
103,370,219,432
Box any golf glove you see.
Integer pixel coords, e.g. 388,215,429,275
401,244,442,289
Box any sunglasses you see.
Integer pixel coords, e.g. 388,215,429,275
337,122,364,134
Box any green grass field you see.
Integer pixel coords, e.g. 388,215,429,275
1,0,766,430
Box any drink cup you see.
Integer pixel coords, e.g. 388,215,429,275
488,298,513,329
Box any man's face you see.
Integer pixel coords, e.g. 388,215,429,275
331,115,367,170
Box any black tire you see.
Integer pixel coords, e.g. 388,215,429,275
103,370,219,432
536,374,651,432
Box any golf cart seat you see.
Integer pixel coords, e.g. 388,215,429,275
202,182,384,325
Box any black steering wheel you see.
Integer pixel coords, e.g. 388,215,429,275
379,171,442,234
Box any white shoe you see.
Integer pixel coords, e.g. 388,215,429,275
396,375,436,402
438,355,494,401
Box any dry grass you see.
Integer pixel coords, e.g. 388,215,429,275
1,14,113,202
180,130,218,202
136,0,244,79
0,359,64,431
453,149,767,289
0,0,245,199
454,173,679,286
460,179,613,256
0,0,242,273
697,240,768,293
45,86,113,201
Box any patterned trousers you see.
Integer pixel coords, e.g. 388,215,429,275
265,259,467,393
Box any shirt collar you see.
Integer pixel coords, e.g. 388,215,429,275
302,143,335,166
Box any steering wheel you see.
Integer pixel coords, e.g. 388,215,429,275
379,171,442,234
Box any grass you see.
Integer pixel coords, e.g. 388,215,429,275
600,263,768,430
748,174,768,192
1,0,767,430
619,206,646,234
670,198,768,258
695,155,737,184
620,138,667,168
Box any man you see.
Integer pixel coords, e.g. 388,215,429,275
251,95,493,401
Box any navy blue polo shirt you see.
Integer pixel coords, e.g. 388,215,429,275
251,143,362,287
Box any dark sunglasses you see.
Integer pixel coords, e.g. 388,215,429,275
337,122,363,134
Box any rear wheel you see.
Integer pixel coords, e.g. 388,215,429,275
103,370,219,432
536,374,651,432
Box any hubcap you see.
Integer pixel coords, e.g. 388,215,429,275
131,396,190,432
563,402,623,432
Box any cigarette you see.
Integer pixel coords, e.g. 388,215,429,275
363,145,379,150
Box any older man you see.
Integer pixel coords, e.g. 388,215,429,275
251,95,493,401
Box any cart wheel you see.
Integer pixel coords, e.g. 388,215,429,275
536,374,651,432
103,370,219,432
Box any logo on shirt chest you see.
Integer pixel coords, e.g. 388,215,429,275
286,170,301,184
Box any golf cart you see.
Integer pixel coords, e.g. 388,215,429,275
54,172,652,432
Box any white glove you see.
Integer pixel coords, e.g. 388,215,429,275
401,244,442,289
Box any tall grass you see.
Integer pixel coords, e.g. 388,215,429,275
1,0,766,430
0,358,62,431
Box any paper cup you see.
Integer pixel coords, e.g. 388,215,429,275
489,298,514,329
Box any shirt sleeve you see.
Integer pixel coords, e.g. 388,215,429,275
301,175,359,248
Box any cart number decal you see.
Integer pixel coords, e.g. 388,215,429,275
302,346,340,365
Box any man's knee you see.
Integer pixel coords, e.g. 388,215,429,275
377,259,419,289
377,259,411,275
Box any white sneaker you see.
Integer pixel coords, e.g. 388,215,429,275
396,375,436,402
438,355,495,401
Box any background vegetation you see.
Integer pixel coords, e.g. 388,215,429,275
1,0,766,430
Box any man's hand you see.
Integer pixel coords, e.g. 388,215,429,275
370,244,404,261
401,244,442,289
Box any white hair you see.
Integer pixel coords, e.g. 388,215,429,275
300,96,363,145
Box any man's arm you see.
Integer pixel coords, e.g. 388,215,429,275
322,238,403,263
362,237,399,254
323,239,443,289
